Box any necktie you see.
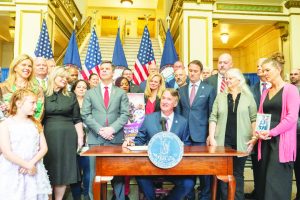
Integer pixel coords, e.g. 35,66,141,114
262,82,267,93
104,86,109,108
41,79,46,91
104,86,109,126
190,84,196,106
220,76,226,93
165,117,169,132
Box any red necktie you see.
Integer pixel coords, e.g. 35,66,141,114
190,84,196,106
220,76,226,93
104,86,109,108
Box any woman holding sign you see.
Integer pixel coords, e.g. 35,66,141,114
255,53,299,200
207,68,257,200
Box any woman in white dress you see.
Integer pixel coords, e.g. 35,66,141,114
0,89,51,200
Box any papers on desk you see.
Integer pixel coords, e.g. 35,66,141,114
127,146,148,151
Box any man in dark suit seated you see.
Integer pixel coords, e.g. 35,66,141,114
123,88,195,200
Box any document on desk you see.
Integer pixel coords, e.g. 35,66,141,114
127,146,148,151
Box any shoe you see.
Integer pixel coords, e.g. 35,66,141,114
125,195,130,200
111,195,116,200
244,190,256,199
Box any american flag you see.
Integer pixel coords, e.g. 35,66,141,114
34,19,54,59
82,27,102,80
133,26,156,85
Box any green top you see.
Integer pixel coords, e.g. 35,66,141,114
209,91,257,153
0,81,44,121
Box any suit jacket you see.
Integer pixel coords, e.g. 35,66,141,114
81,83,129,145
204,74,218,92
130,82,143,93
177,81,216,143
134,111,190,145
251,81,261,109
166,78,176,88
139,80,147,92
205,74,251,93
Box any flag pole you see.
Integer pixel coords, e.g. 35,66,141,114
166,15,171,29
72,15,78,30
117,16,121,28
144,14,151,26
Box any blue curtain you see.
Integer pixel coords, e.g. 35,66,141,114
0,68,9,82
244,73,259,86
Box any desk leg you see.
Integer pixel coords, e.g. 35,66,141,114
101,182,107,200
216,175,236,200
93,176,101,200
211,176,217,200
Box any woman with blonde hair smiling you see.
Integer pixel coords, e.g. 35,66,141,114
207,68,257,200
144,72,166,114
43,67,84,200
0,54,44,120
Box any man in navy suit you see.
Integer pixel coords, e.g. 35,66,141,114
177,60,216,200
123,88,195,200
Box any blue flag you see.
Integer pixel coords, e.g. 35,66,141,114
160,29,178,68
81,27,102,80
63,31,82,69
112,28,128,67
34,19,54,59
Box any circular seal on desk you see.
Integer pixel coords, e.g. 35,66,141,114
148,131,184,169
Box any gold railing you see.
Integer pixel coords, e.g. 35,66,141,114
50,0,82,26
56,16,92,65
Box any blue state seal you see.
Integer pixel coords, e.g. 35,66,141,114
148,131,184,169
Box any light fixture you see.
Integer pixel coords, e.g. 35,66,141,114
121,0,133,7
220,33,229,44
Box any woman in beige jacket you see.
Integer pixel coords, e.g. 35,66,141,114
207,68,257,200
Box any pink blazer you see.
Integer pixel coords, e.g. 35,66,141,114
258,84,299,163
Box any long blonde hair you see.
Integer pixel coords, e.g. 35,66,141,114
46,66,69,97
9,89,43,133
144,72,166,99
6,54,36,90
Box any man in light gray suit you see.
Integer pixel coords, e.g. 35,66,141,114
82,61,129,200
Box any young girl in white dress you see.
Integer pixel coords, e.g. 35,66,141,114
0,89,51,200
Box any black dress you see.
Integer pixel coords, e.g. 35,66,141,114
43,91,81,185
256,88,293,200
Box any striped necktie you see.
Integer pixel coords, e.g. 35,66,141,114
220,76,226,93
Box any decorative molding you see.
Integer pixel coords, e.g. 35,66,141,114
50,0,60,8
188,16,209,64
216,3,283,13
275,22,289,42
285,0,300,9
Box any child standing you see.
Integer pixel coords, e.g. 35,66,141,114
0,89,51,200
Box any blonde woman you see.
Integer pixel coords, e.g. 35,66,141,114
207,68,257,200
0,54,44,121
144,72,166,114
43,67,84,200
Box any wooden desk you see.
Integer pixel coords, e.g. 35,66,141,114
82,146,247,200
